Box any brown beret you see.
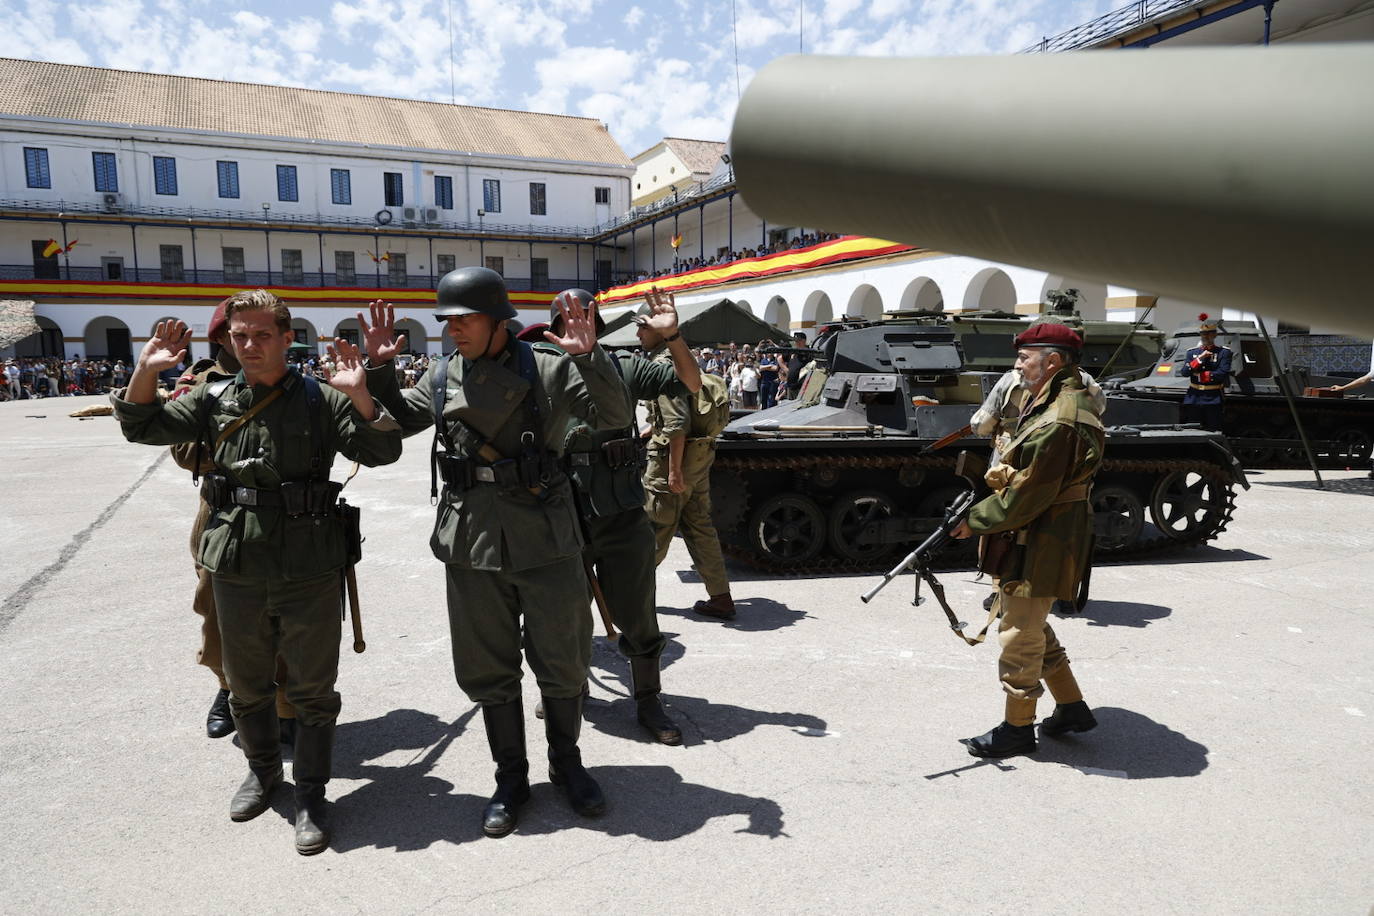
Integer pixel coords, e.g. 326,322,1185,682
1014,322,1083,352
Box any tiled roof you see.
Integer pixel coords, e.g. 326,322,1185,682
662,137,726,176
0,58,634,167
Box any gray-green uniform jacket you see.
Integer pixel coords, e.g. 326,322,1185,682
559,345,689,518
113,370,403,580
366,343,631,571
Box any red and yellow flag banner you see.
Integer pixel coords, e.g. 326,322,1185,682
598,235,916,304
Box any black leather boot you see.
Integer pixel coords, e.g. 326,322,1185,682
543,693,606,817
292,721,335,856
630,656,682,746
964,721,1037,759
278,717,297,747
481,700,530,838
693,592,736,620
229,705,283,822
206,688,235,739
1040,700,1097,737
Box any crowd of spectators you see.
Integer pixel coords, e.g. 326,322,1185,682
632,232,842,283
2,356,129,400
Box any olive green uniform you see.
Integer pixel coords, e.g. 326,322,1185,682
966,368,1104,726
643,349,730,597
365,343,630,706
558,346,690,659
114,370,402,726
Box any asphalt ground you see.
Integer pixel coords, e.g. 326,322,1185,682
1,395,1371,915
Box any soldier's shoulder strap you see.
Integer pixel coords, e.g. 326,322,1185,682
301,372,326,478
190,376,237,484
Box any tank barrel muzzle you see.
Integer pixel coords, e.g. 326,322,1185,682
730,46,1374,335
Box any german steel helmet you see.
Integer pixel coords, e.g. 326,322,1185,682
434,267,516,321
549,288,605,334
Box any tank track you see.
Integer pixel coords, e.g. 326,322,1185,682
713,450,1238,576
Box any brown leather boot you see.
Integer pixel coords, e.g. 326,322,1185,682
693,592,735,620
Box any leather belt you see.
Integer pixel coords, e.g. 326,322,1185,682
1189,383,1224,391
1052,483,1090,504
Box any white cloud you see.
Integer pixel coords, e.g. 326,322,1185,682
231,10,271,34
624,4,644,28
525,45,639,114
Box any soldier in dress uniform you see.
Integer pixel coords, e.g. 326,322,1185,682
167,300,295,744
1178,313,1232,431
639,317,736,620
114,289,402,855
544,287,701,745
953,322,1104,758
357,267,631,838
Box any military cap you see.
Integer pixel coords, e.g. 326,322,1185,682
1013,322,1083,352
208,299,231,341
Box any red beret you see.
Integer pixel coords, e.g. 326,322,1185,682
1014,322,1083,352
516,321,550,342
208,299,231,341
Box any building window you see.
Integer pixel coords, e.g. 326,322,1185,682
23,147,51,189
482,179,501,213
484,255,503,276
330,169,351,205
436,254,456,274
222,247,245,283
530,258,549,290
434,175,454,210
153,156,178,195
388,252,407,287
334,250,355,285
92,152,118,192
217,161,240,199
31,240,60,279
529,182,546,216
281,249,304,284
276,165,299,202
160,244,185,282
383,172,404,207
594,186,610,205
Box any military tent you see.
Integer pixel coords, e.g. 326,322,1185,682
598,298,789,349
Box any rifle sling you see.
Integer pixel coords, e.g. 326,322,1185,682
920,566,996,647
214,387,283,450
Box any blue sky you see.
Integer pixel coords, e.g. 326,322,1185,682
0,0,1117,156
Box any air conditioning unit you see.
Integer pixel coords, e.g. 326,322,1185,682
422,207,440,225
401,206,419,227
101,192,127,212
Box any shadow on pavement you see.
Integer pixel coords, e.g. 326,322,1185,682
583,688,830,747
1256,476,1373,495
514,765,788,841
923,708,1207,781
329,707,487,852
1098,546,1269,566
1067,600,1173,628
1035,707,1209,779
657,596,810,631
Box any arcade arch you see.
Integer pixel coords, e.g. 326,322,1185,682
84,316,132,362
763,295,791,331
13,316,65,358
899,277,944,312
802,290,833,326
846,284,883,320
962,268,1016,312
291,318,319,348
395,318,426,356
333,317,362,347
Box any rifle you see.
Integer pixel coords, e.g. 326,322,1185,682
860,451,995,646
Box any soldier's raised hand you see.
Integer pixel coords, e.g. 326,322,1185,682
546,291,598,355
358,300,405,364
139,318,191,372
643,287,680,335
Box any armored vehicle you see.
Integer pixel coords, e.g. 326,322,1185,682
1111,321,1374,467
710,318,1248,572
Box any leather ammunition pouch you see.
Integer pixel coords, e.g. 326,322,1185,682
978,529,1025,580
437,450,558,495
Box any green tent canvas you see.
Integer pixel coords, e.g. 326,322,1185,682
598,298,789,349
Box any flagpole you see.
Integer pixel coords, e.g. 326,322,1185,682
60,218,70,281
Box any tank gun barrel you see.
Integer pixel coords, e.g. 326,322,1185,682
730,46,1374,335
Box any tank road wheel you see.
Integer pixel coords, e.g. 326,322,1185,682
1090,485,1146,553
1331,427,1373,464
1149,470,1234,542
827,490,898,563
748,493,826,566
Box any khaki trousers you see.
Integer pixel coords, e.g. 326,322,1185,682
645,441,730,597
996,590,1084,726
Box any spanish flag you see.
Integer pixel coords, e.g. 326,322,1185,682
670,233,683,250
41,239,61,258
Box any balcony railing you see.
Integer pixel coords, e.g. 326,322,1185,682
0,197,602,238
1021,0,1208,52
0,264,586,292
594,170,737,237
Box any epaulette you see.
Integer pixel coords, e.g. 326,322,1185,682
531,341,565,357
